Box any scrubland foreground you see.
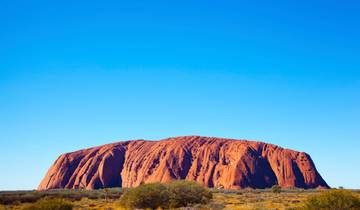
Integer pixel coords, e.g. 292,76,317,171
1,182,360,210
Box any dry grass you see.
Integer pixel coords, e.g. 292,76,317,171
213,190,314,210
1,189,359,210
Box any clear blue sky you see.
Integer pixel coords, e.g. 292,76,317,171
1,0,359,190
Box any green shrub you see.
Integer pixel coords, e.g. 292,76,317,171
22,198,73,210
119,183,170,209
303,189,360,210
271,185,281,193
167,180,212,208
118,181,213,209
0,189,122,205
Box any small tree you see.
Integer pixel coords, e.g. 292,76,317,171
104,188,109,201
271,185,281,193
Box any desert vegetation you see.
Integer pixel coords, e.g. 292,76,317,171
303,189,360,210
118,183,169,209
22,199,73,210
119,181,212,209
1,186,360,209
271,185,282,194
0,188,122,205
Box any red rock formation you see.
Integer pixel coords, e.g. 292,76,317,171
38,136,328,190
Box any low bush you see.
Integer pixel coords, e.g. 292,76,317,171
118,181,212,209
167,180,212,208
22,198,73,210
303,189,360,210
119,183,169,209
0,192,40,205
0,189,122,205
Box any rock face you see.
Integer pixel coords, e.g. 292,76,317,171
38,136,328,190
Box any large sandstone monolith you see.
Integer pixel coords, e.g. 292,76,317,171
38,136,328,190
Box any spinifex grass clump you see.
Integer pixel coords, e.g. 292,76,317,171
303,189,360,210
118,180,212,209
22,198,73,210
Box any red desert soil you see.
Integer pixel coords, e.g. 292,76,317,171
38,136,328,190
